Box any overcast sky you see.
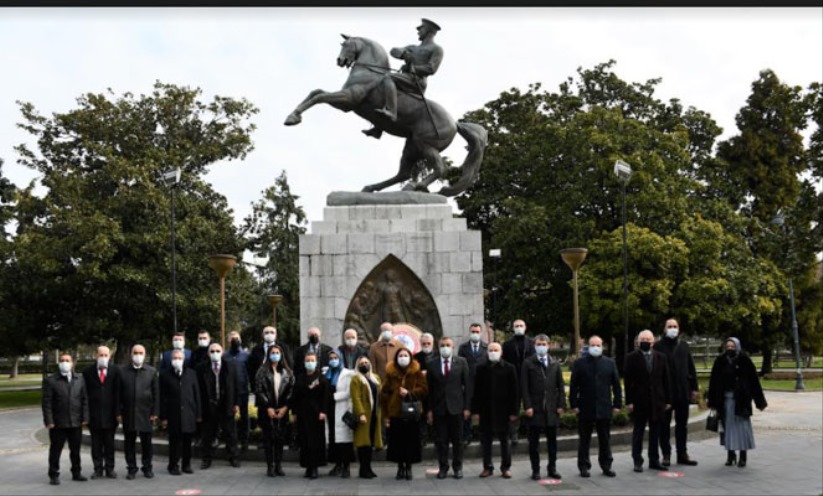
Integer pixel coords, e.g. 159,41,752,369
1,7,821,234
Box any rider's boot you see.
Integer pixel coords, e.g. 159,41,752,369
373,78,398,122
362,127,383,139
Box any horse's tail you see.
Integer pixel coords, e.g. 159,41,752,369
438,121,488,196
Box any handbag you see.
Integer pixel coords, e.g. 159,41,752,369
706,409,719,432
342,410,359,430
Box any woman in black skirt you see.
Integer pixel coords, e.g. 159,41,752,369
289,352,329,479
380,348,429,480
254,345,294,477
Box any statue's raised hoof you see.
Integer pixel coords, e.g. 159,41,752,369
361,186,376,193
284,113,302,126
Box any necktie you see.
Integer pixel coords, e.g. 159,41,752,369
540,357,547,369
99,367,106,384
213,363,221,400
444,359,450,378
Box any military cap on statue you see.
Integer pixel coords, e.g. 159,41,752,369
419,18,442,32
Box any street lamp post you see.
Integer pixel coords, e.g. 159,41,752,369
161,168,182,335
489,249,501,326
208,254,237,349
560,248,588,360
771,213,805,391
267,294,283,327
614,160,633,359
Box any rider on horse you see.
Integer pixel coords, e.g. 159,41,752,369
364,18,444,139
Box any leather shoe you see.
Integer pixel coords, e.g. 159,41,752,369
142,470,154,479
436,470,448,479
502,470,512,479
309,468,318,479
661,456,671,467
182,466,193,474
274,464,285,476
649,461,666,471
168,468,181,476
479,469,493,478
633,464,643,473
72,474,88,482
547,466,561,479
105,470,117,479
453,469,463,479
602,468,616,477
125,472,136,480
579,469,590,478
200,461,212,470
49,477,60,485
90,469,103,480
396,465,406,480
677,454,698,466
405,465,413,480
531,471,541,480
229,459,241,468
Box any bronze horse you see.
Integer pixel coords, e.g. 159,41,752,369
284,35,487,195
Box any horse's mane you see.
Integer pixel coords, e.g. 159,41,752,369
353,36,389,66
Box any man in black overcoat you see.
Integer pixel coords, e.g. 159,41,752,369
569,335,622,478
471,342,518,478
293,327,334,377
521,334,567,480
82,345,120,479
501,319,534,445
159,348,202,475
42,353,89,485
197,343,240,469
118,344,159,480
624,330,671,472
458,323,488,446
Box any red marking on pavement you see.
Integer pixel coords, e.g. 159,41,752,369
658,471,684,478
175,490,202,495
539,479,563,485
425,468,440,475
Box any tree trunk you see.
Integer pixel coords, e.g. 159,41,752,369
9,356,20,379
759,343,774,376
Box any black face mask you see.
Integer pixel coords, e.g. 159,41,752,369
725,349,737,358
230,339,241,351
309,335,319,345
639,341,652,352
358,364,370,374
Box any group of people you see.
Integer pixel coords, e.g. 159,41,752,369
42,318,767,485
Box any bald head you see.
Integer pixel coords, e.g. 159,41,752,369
96,346,111,359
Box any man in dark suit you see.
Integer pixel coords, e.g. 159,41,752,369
82,345,120,479
426,336,471,480
293,327,334,377
413,332,438,446
501,319,534,445
191,330,213,370
338,328,369,370
159,349,202,475
158,331,192,373
457,323,488,446
118,344,159,480
197,343,241,469
624,330,671,472
521,334,567,480
569,335,622,478
471,342,518,479
42,353,88,485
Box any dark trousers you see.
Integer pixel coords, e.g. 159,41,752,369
577,418,612,471
660,399,689,457
528,425,558,471
357,446,373,475
434,413,464,472
631,413,661,465
167,432,193,470
236,394,249,444
260,422,284,466
463,417,473,442
201,407,238,462
481,429,511,471
123,430,153,473
48,427,82,478
89,427,115,472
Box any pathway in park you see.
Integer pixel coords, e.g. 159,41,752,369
0,391,820,495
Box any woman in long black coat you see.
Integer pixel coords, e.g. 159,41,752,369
288,352,330,479
255,345,294,477
707,337,767,468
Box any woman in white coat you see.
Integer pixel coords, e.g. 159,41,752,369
325,349,357,478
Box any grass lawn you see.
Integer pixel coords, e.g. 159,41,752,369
0,374,44,389
0,390,41,410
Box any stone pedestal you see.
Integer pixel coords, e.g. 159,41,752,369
299,203,484,347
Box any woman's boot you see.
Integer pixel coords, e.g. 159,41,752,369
329,463,342,477
396,464,405,480
358,447,370,479
405,462,413,480
725,451,737,466
341,462,350,478
738,450,747,468
267,464,275,477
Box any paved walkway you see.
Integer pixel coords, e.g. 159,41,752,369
0,391,820,495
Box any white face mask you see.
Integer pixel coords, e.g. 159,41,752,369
171,359,184,371
263,333,276,344
588,345,603,357
535,345,549,356
397,356,411,367
345,338,358,347
421,345,433,354
469,333,481,342
665,327,679,339
198,338,210,348
97,357,109,368
172,339,184,350
488,351,501,362
305,361,317,373
59,362,72,374
513,326,525,336
439,346,452,358
382,330,393,341
210,351,222,362
132,354,145,366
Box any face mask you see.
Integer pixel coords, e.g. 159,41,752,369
725,349,736,358
358,364,370,374
469,333,481,342
171,359,184,371
305,362,317,373
329,358,340,368
513,326,525,336
198,338,210,348
488,351,501,362
535,345,549,356
97,357,109,368
665,327,679,339
59,362,72,374
132,354,145,366
345,338,357,347
421,345,433,354
382,330,393,341
639,342,652,352
439,346,452,358
172,340,184,350
230,339,241,351
588,346,602,358
309,335,319,344
264,333,276,344
397,356,410,367
270,353,281,363
210,351,222,362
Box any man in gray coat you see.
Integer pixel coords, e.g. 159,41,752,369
118,344,159,480
42,353,89,485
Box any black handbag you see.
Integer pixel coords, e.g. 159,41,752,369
342,410,359,430
706,410,719,432
400,394,422,422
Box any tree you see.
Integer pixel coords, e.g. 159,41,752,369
242,171,307,349
13,82,260,363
